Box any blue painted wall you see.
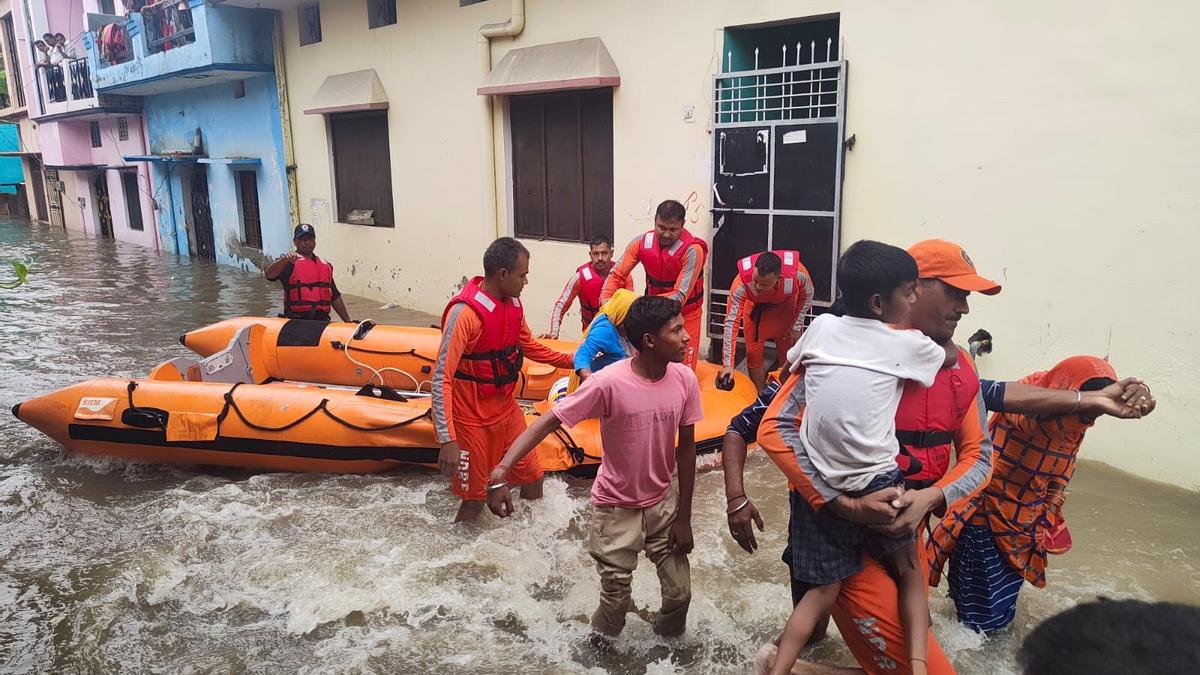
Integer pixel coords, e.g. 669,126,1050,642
0,123,23,192
145,74,291,268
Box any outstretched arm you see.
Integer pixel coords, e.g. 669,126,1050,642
600,235,641,302
987,378,1155,418
518,319,574,369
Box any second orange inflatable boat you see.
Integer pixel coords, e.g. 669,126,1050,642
180,317,575,401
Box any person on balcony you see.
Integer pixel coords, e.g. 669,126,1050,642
33,39,51,68
52,33,77,62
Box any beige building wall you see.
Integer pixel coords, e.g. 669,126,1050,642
281,0,1198,489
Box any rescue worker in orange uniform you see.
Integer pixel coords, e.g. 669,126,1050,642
718,250,815,392
433,237,574,522
263,223,352,322
601,199,708,370
541,235,632,339
754,239,1000,675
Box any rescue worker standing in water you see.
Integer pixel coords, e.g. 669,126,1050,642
433,237,575,522
264,224,352,322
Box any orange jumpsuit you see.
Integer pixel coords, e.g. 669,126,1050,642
758,360,994,675
601,234,707,370
433,304,574,501
720,272,813,370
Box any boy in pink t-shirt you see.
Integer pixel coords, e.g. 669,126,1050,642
487,296,703,637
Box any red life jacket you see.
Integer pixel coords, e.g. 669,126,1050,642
894,347,980,485
639,228,708,311
283,255,334,318
576,262,606,324
736,250,806,306
440,276,524,398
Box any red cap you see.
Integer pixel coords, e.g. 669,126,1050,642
907,239,1001,295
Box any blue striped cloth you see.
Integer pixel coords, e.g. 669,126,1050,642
947,523,1025,633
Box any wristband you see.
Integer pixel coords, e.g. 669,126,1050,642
726,498,751,515
1070,389,1082,413
486,482,508,492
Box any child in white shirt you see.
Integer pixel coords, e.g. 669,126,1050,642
771,240,954,675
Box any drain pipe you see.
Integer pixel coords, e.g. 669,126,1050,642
272,12,300,230
479,0,525,238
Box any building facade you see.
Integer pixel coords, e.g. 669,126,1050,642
0,0,44,222
10,0,156,247
261,0,1197,489
85,0,292,267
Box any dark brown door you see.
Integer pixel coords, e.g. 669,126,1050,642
190,168,215,259
237,170,261,248
94,173,113,238
121,171,143,231
28,157,48,222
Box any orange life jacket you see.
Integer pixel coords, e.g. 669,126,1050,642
283,255,334,318
736,250,807,306
639,228,708,311
576,262,606,324
441,276,524,398
894,347,979,485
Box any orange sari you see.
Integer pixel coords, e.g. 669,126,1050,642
928,356,1116,588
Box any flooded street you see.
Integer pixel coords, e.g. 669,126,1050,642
1,219,1197,674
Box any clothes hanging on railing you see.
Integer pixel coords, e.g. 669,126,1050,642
141,0,194,53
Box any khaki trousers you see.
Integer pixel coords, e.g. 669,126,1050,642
586,484,692,636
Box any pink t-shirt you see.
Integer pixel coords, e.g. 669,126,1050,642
552,359,703,508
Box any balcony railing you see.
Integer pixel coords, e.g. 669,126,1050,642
143,0,196,54
68,58,93,100
39,64,67,104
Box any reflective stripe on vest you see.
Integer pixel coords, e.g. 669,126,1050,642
736,250,805,306
577,263,604,316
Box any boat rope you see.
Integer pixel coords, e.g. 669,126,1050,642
215,382,431,434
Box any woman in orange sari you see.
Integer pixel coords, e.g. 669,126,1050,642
928,356,1126,632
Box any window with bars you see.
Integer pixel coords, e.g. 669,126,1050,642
509,88,613,243
238,170,262,248
368,0,396,28
298,4,321,46
329,110,394,226
90,122,102,148
117,117,128,141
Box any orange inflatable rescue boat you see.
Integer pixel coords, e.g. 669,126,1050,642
15,321,757,476
180,317,574,401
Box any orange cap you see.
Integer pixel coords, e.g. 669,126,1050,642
907,239,1001,295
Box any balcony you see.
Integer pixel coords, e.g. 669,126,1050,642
32,55,141,122
86,0,275,97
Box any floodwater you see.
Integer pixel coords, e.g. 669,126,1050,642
1,219,1197,674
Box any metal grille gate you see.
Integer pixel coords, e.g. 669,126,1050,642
707,40,848,338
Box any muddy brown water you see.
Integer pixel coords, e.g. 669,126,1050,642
1,220,1197,674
